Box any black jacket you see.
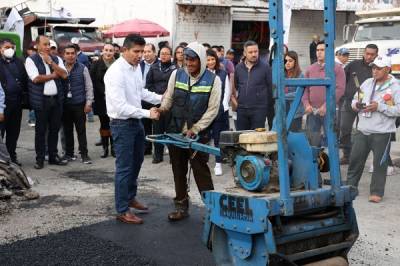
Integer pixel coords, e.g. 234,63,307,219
234,60,273,110
90,58,109,116
343,58,373,101
0,56,29,107
309,42,318,64
145,61,176,95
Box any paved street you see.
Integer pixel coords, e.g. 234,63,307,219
0,111,399,265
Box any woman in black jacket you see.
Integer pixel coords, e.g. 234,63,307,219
90,43,115,158
145,46,176,163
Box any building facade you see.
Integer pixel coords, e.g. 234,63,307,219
2,0,399,67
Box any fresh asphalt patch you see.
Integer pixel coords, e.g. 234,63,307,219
0,193,215,266
62,169,115,184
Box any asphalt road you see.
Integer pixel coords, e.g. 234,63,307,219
0,193,214,266
1,111,400,265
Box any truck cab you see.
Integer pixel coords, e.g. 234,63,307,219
338,8,400,77
23,15,104,59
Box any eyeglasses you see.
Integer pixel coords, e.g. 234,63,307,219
160,53,171,56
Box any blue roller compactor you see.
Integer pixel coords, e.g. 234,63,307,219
148,1,358,265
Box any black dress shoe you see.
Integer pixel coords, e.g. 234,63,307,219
48,156,68,166
34,161,44,169
11,159,22,166
152,158,163,164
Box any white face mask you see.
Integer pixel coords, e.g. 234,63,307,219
3,48,15,59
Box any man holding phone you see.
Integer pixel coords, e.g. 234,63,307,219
339,44,378,164
347,56,400,203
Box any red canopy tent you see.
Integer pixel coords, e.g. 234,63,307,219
103,19,170,38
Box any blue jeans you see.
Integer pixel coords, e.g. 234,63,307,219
306,113,327,147
110,118,145,214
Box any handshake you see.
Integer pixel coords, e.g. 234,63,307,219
149,107,163,120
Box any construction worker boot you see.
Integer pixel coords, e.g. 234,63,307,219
168,198,189,222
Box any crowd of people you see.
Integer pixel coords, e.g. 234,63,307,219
0,32,398,224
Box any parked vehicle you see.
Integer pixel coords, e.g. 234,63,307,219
0,5,103,58
338,8,400,76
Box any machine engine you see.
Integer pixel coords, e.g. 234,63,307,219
220,130,330,193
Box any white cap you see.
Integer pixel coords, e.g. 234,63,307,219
370,56,391,68
49,40,57,49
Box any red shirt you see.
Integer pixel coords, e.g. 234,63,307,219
301,62,345,108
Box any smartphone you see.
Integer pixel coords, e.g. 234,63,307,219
356,102,366,110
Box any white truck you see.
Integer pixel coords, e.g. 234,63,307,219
338,8,400,77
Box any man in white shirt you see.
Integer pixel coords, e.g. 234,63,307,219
25,35,68,169
104,34,161,225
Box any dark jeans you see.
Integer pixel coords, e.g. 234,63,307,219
211,111,229,163
142,118,152,154
1,105,22,160
35,97,62,162
111,118,145,214
306,113,327,147
347,131,391,197
168,137,214,202
62,104,88,156
152,112,170,161
237,107,269,130
339,100,357,159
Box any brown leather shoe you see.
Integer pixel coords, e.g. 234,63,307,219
368,195,382,203
116,212,143,224
129,200,149,213
168,209,189,221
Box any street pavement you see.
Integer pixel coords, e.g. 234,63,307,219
0,111,399,265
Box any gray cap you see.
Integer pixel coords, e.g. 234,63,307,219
183,47,198,59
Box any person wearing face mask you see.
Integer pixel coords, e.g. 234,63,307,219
206,49,230,176
90,43,115,158
0,38,29,165
145,46,176,164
